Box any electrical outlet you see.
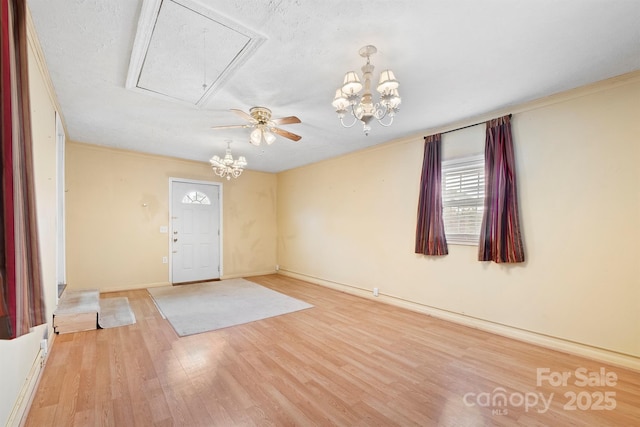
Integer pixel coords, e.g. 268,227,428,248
373,287,379,297
40,339,48,357
162,256,168,264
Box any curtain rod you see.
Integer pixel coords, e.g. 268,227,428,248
440,113,512,135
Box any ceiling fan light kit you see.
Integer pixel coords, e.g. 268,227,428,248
332,45,401,135
250,127,276,145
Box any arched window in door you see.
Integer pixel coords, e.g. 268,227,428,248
181,190,211,205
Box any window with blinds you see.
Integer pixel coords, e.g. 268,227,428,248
442,155,485,245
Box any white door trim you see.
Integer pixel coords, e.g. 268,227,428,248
55,112,66,303
168,177,223,283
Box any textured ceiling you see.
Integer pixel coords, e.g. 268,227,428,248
27,0,640,173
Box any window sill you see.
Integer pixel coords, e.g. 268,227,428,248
447,240,478,247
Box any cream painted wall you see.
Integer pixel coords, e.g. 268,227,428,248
65,143,277,292
0,32,59,426
277,74,640,358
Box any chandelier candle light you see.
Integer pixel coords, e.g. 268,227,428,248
209,141,247,180
332,45,401,135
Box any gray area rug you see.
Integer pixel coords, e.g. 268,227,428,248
98,297,136,329
147,278,313,336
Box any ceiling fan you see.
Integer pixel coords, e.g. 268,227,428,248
211,107,302,146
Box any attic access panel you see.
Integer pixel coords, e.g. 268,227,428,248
126,0,264,106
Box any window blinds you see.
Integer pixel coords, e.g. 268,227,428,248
442,155,484,245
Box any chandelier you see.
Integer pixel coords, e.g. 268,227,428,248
209,141,247,180
332,45,401,135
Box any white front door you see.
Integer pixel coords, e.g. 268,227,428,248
170,179,221,284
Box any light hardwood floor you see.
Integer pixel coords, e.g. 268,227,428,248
25,274,640,426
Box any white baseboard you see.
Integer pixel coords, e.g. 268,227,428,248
63,281,171,294
8,334,53,427
279,269,640,372
9,352,42,427
81,271,278,294
101,281,171,293
91,271,278,293
223,270,277,280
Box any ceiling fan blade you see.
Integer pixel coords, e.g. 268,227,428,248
272,127,302,142
210,124,248,130
230,109,255,123
271,116,301,126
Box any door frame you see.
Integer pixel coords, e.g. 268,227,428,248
55,112,66,302
168,177,223,283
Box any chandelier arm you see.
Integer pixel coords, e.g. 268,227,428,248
376,116,395,127
372,104,389,121
351,103,366,121
339,114,359,128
